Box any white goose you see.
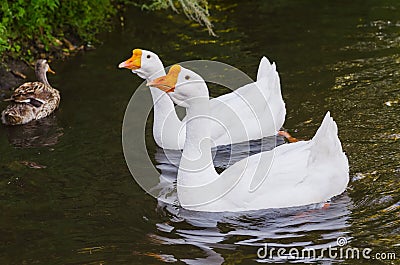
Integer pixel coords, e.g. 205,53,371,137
148,65,349,212
119,49,286,150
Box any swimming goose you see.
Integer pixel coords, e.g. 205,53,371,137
119,49,286,150
147,65,349,212
1,59,60,125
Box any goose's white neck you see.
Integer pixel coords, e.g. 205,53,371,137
177,92,218,187
145,65,182,149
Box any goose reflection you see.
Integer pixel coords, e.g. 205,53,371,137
4,114,63,148
151,193,352,264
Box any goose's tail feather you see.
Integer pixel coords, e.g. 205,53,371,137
256,56,286,132
257,56,275,81
309,112,345,165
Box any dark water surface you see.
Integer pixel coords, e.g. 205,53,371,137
1,0,399,264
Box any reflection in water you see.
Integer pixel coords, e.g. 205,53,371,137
155,135,284,169
152,192,351,264
4,114,63,148
149,136,351,264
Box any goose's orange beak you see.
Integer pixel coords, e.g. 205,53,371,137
119,49,142,70
147,65,181,93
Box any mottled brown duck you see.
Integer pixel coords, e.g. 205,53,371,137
1,59,60,125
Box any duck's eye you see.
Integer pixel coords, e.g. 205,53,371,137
185,75,190,80
147,55,151,59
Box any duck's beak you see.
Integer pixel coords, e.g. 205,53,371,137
47,66,56,74
118,49,142,70
146,65,181,93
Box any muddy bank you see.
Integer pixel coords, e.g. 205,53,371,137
0,60,30,93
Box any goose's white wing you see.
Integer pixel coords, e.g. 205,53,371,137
206,57,286,146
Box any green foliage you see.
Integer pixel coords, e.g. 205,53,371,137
0,0,213,62
0,0,116,61
55,1,115,41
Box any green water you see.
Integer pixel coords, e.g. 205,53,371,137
1,0,399,264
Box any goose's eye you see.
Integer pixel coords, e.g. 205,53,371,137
147,55,151,59
185,75,190,80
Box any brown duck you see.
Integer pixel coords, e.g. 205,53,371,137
1,59,60,125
